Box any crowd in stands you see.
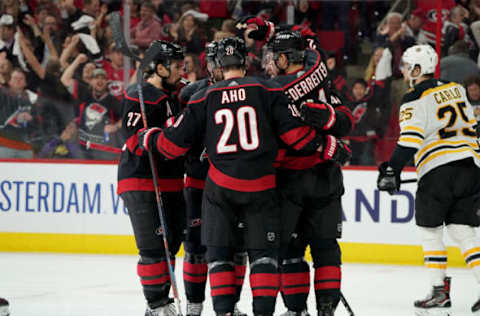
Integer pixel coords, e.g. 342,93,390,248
0,0,479,165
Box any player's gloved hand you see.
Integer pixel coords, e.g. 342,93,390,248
236,16,275,41
291,24,316,38
321,135,351,166
137,127,162,152
300,100,336,130
377,161,400,195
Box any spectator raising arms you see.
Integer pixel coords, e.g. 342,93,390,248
61,62,121,160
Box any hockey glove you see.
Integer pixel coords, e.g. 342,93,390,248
377,161,400,195
137,127,162,152
236,16,275,41
322,135,351,166
300,100,336,130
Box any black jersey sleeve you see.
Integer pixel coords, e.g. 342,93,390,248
151,90,207,159
178,79,209,107
270,88,322,153
327,90,354,137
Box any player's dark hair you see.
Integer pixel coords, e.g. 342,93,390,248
464,75,480,88
146,40,184,76
271,30,305,64
352,78,368,89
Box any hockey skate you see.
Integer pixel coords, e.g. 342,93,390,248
0,297,9,316
317,296,334,316
279,309,310,316
472,296,480,314
186,301,203,316
414,277,451,316
233,304,247,316
145,302,178,316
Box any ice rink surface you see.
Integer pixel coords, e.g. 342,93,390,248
0,252,476,316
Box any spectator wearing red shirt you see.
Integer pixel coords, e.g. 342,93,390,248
102,43,135,99
415,0,456,46
130,1,168,50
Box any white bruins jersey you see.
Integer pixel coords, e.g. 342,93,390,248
398,79,480,179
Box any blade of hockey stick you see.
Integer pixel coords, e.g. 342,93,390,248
340,292,355,316
109,14,183,316
401,178,417,184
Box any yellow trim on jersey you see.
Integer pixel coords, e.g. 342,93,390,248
469,261,480,268
468,119,477,125
420,82,458,99
416,147,480,170
415,139,480,163
464,247,480,258
399,137,423,145
424,251,448,256
426,263,447,269
402,125,425,134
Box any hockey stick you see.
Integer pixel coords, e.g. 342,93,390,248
340,292,355,316
110,12,183,316
401,178,417,184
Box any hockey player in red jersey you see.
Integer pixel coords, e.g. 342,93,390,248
116,40,186,316
138,37,350,316
268,30,353,316
179,41,247,316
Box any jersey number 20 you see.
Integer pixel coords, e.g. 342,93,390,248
215,106,259,154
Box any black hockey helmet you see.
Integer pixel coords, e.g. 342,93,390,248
205,41,218,65
215,37,246,68
147,40,184,74
271,30,305,64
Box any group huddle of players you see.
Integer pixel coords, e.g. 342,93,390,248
116,16,354,316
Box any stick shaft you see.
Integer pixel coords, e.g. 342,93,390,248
340,292,355,316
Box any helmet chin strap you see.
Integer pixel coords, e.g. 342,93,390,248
408,66,422,88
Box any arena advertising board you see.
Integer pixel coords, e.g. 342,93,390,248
0,161,467,266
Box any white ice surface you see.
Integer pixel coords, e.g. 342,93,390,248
0,252,476,316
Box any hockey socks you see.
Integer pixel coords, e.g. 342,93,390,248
447,224,480,281
419,226,447,286
314,266,341,309
280,257,310,312
137,257,175,308
234,252,247,303
250,257,280,316
183,252,208,304
209,261,237,314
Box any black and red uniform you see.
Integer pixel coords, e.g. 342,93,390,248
178,78,211,307
272,45,354,312
179,78,249,309
117,82,185,310
72,82,122,160
345,83,381,165
145,75,323,316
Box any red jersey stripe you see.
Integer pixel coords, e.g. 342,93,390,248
208,163,275,192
